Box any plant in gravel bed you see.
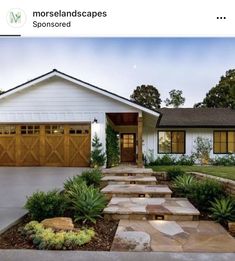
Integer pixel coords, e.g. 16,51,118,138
22,221,95,250
24,189,66,221
189,178,226,211
79,169,103,187
172,174,196,197
209,197,235,226
65,182,107,223
167,166,185,180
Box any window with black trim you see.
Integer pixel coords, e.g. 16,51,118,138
214,131,235,154
158,131,185,154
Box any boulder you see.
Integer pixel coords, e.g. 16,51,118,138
41,217,74,231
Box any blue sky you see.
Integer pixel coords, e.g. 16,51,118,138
1,37,235,107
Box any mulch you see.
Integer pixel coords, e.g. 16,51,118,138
0,216,118,251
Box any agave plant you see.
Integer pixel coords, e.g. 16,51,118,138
65,182,107,224
209,197,235,226
172,174,196,197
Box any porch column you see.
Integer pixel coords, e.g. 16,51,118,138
137,116,143,167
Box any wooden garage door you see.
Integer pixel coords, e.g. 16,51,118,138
0,124,91,167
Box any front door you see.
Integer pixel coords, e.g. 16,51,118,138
121,133,136,163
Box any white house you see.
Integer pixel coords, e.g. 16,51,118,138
0,69,234,167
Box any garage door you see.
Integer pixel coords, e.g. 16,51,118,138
0,124,91,167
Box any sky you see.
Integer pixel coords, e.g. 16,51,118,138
1,37,235,107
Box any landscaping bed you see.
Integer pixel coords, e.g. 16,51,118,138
0,215,118,251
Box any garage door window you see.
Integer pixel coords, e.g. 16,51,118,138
45,125,64,135
0,125,16,135
69,125,90,135
21,125,40,135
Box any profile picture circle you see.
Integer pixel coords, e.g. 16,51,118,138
7,8,26,28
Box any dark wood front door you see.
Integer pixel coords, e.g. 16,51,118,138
121,133,136,163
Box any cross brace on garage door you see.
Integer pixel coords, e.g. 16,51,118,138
0,124,91,167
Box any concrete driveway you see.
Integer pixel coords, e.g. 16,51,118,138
0,167,87,233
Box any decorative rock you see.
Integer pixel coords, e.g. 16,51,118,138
228,222,235,236
41,217,74,231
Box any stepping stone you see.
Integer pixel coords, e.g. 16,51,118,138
111,220,235,252
102,167,153,176
101,175,157,185
104,197,200,221
101,184,172,199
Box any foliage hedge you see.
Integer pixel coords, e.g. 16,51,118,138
106,125,120,168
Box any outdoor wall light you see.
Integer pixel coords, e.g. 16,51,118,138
93,118,98,124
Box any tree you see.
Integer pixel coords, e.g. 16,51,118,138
130,85,161,111
192,137,212,165
164,89,185,108
91,133,106,168
194,69,235,108
106,125,120,168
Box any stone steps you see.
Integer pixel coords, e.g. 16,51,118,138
102,167,153,177
101,184,172,199
101,175,157,186
104,197,200,221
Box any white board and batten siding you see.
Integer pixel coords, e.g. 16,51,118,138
0,76,142,148
142,126,235,159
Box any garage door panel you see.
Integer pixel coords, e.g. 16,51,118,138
19,136,40,166
69,135,90,167
45,136,65,166
0,136,16,165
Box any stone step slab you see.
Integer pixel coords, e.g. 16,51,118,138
102,167,153,177
104,197,200,221
111,220,235,252
101,175,157,185
101,184,172,199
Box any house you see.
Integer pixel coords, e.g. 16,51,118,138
0,69,234,168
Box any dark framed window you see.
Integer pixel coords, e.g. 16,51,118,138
214,131,235,154
69,125,90,135
0,125,16,135
158,131,185,154
45,125,64,135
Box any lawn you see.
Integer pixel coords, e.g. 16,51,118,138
151,165,235,181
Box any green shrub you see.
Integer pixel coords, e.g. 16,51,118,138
172,174,196,197
212,155,235,166
106,125,120,168
64,175,82,191
25,190,66,221
153,154,176,166
192,137,212,165
22,221,95,250
91,134,106,168
176,155,195,166
189,179,226,211
65,182,107,223
209,197,235,226
167,166,185,180
79,169,103,187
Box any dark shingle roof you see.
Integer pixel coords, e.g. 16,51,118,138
157,108,235,128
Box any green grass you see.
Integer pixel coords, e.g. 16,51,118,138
151,165,235,181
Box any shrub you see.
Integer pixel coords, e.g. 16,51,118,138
91,133,106,168
25,190,66,221
154,154,176,166
65,182,107,223
79,169,103,187
209,197,235,226
167,166,185,180
106,125,120,168
172,174,196,197
176,155,195,166
189,179,226,211
22,221,95,250
212,155,235,166
64,175,82,191
192,137,212,165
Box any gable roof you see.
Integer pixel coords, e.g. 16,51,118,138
157,108,235,128
0,69,160,118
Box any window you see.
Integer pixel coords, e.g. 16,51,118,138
0,125,16,135
69,125,90,135
214,131,235,154
45,125,64,135
158,131,185,154
122,134,134,148
21,125,40,135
